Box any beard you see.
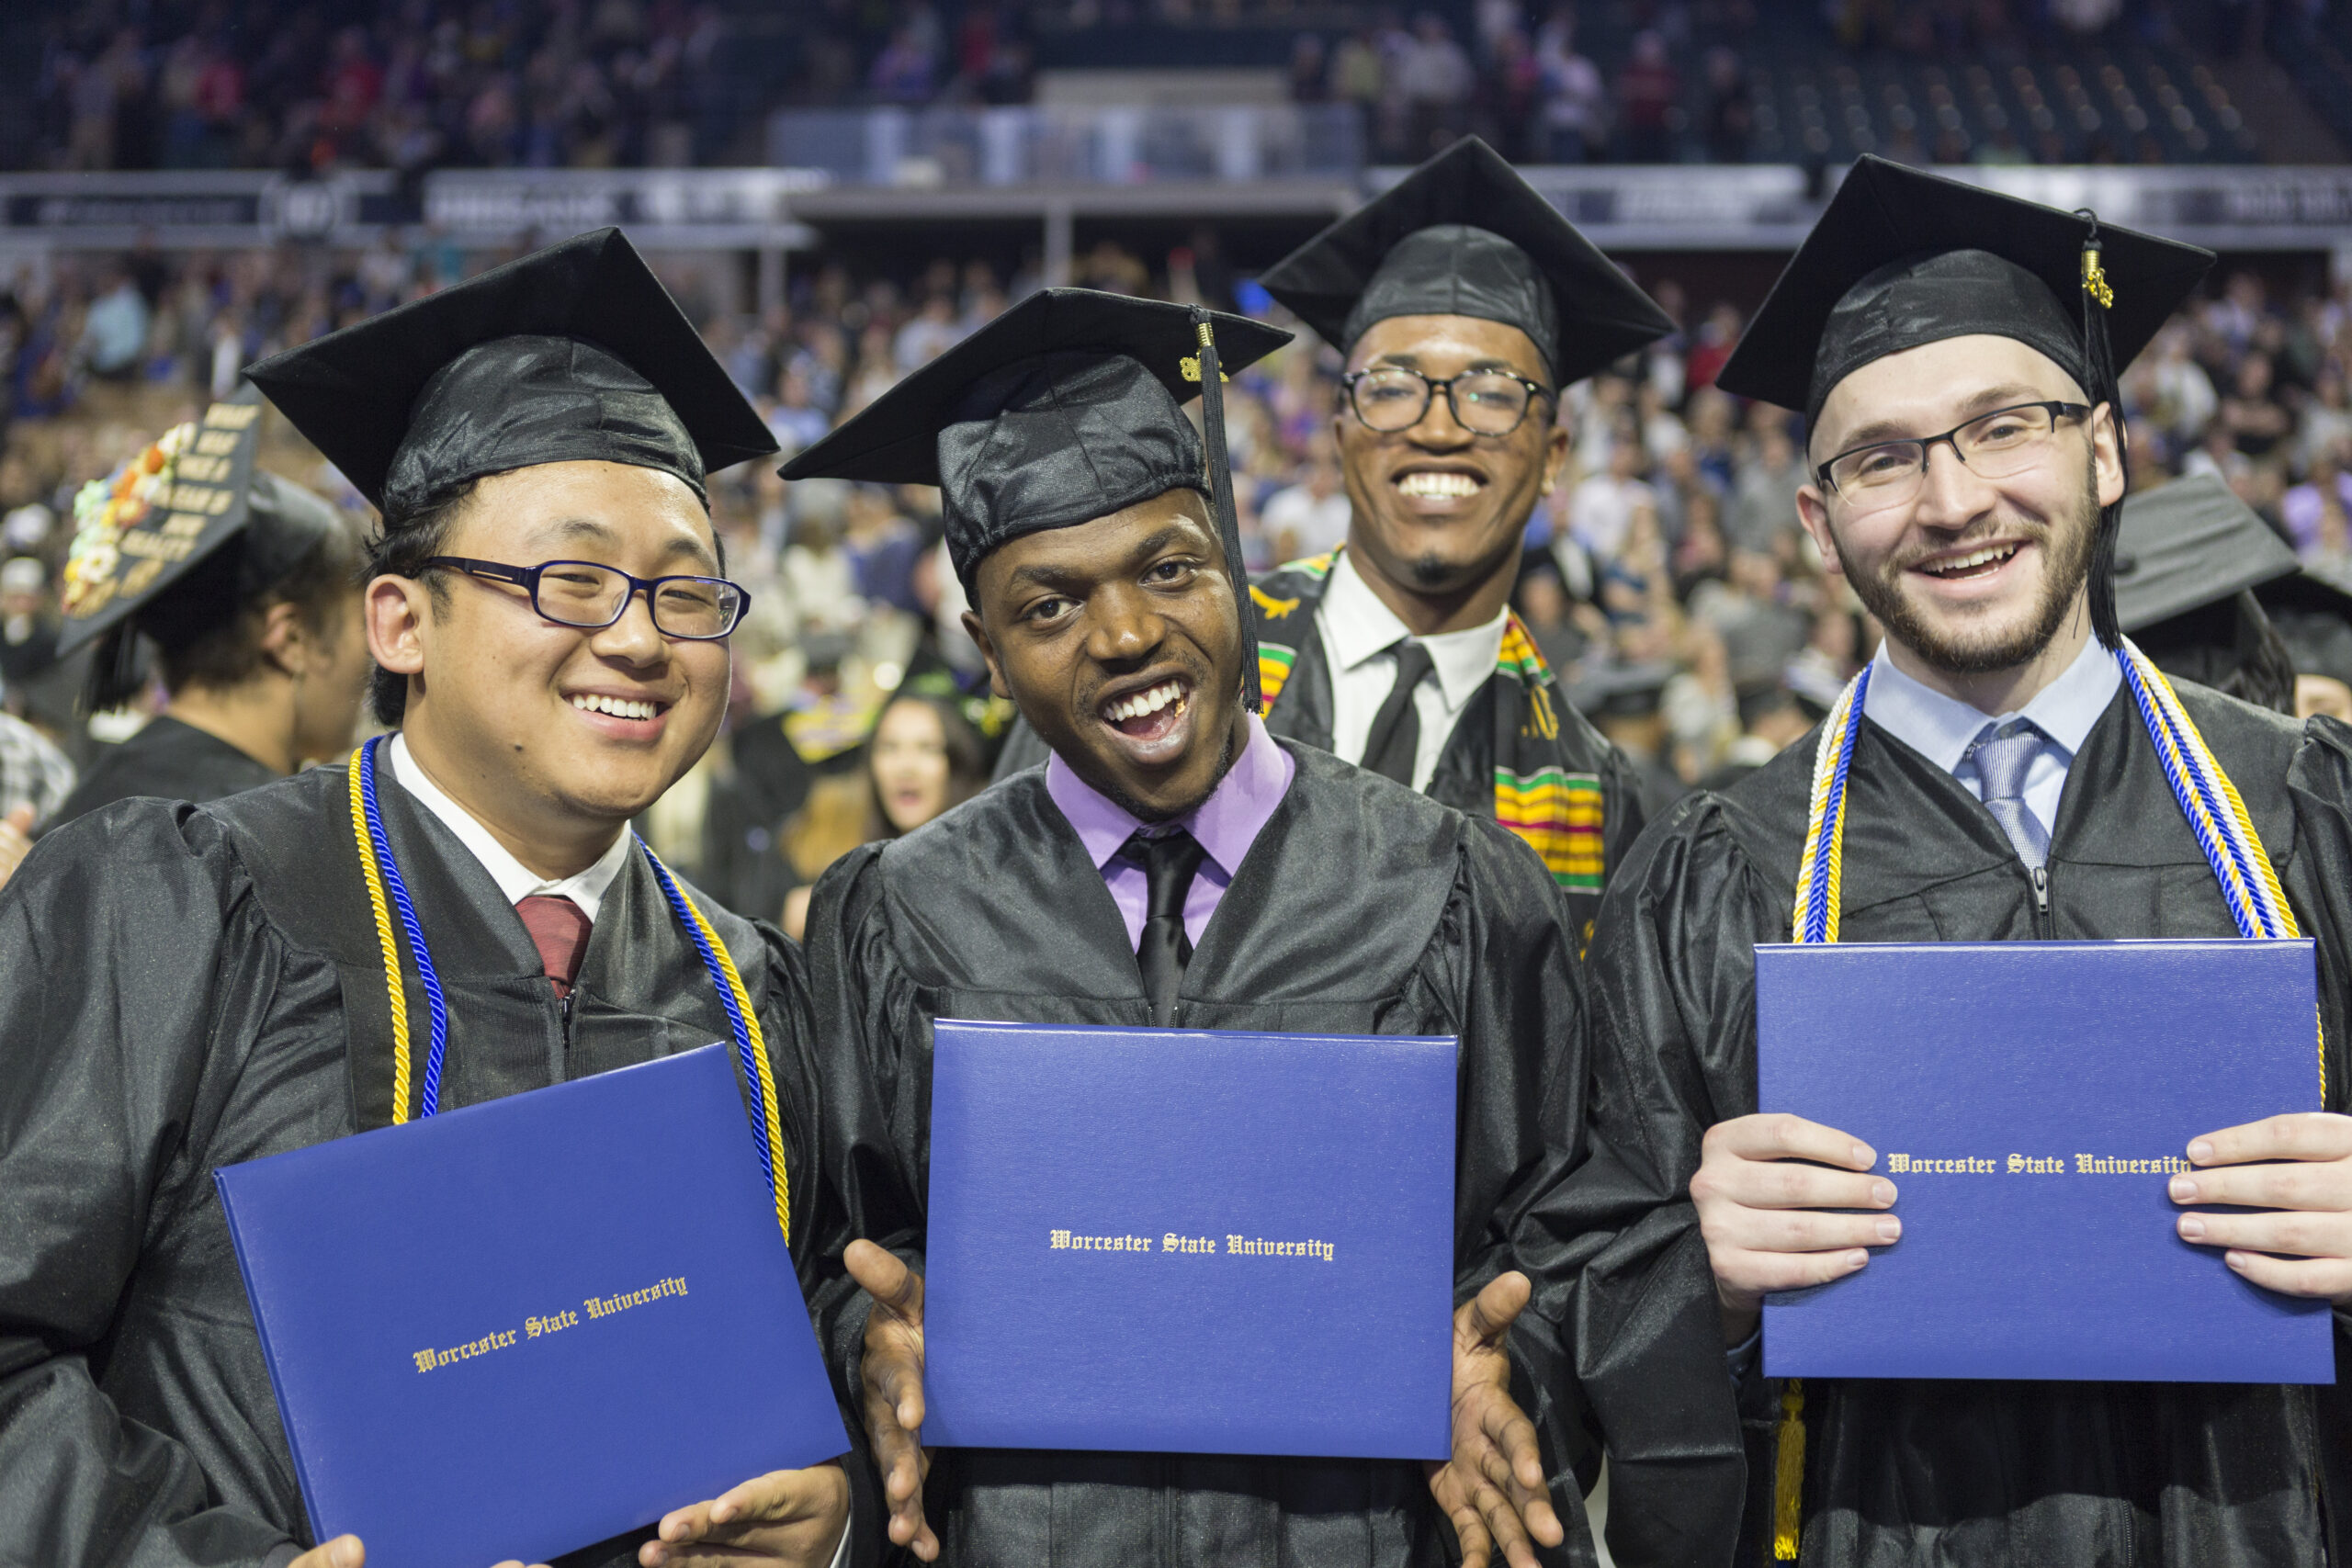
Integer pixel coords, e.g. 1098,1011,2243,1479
1833,467,2102,677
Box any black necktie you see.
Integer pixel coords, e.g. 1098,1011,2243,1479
1362,639,1434,786
1125,829,1207,1026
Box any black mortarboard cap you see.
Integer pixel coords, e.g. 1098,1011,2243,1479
2114,474,2303,712
1717,157,2212,424
1257,137,1674,387
2113,473,2300,632
1566,660,1673,718
245,228,775,515
781,288,1290,706
2257,561,2352,689
57,384,340,661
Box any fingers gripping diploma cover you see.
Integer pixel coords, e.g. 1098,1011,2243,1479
1756,940,2333,1383
922,1020,1458,1458
213,1044,847,1567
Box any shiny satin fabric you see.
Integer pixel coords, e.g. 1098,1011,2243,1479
804,740,1600,1568
1565,682,2352,1567
0,761,854,1568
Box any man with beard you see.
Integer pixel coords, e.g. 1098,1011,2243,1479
1560,157,2352,1566
783,288,1593,1568
0,231,862,1568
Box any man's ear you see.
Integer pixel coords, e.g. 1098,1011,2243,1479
961,608,1011,701
255,601,308,677
2090,400,2126,510
367,573,432,682
1794,484,1845,581
1540,404,1570,498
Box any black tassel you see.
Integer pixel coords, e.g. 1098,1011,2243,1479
1189,306,1261,712
2077,211,2125,649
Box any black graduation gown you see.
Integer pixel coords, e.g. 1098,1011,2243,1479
45,715,280,830
804,739,1596,1568
1565,679,2352,1568
0,755,862,1568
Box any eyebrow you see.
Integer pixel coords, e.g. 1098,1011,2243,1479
1831,383,2052,450
535,516,718,572
1001,524,1202,593
1368,351,1532,378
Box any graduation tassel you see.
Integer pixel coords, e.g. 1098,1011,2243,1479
1188,306,1262,714
2077,211,2126,650
1772,1381,1806,1561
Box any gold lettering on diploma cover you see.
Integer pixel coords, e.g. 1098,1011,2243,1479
1882,1153,2193,1176
410,1276,688,1374
1044,1227,1336,1261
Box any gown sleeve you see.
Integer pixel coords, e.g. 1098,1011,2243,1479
1556,796,1774,1568
1437,820,1604,1564
798,842,932,1545
753,918,887,1568
0,805,304,1568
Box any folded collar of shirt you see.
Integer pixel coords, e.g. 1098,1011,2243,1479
1860,630,2123,777
387,731,630,920
1045,711,1296,881
1320,548,1509,714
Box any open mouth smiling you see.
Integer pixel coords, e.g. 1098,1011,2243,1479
1100,676,1190,742
1393,467,1487,503
1916,541,2025,581
569,692,670,723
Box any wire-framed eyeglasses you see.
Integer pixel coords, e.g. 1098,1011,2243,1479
1341,367,1555,436
1815,400,2093,508
422,557,750,640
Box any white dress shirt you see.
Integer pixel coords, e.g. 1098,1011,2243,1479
1859,632,2123,845
388,733,630,919
1317,550,1507,794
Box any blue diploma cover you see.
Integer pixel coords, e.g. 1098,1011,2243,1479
1756,939,2334,1383
214,1043,847,1567
923,1020,1457,1459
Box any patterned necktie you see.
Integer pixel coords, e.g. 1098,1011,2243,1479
1970,717,2051,870
517,894,594,1001
1362,639,1435,786
1125,829,1208,1027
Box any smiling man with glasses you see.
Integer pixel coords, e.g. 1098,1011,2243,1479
1246,137,1675,951
0,231,866,1568
1556,157,2352,1567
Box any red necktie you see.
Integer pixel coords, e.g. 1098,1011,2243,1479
517,895,593,1000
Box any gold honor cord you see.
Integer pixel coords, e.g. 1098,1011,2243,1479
348,743,791,1242
1772,637,2310,1560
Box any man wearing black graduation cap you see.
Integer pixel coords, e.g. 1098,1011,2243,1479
1250,136,1675,951
0,230,863,1568
2112,471,2304,716
42,385,374,830
785,287,1595,1568
1559,157,2352,1565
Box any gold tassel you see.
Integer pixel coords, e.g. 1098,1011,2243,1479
1772,1379,1805,1562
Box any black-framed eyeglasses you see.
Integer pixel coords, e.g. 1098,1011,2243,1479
1341,367,1556,436
1815,400,2094,505
422,557,750,640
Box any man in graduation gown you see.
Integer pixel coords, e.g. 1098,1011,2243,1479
1562,156,2352,1567
993,140,1669,950
1250,136,1672,948
42,387,373,830
782,288,1593,1568
0,230,864,1568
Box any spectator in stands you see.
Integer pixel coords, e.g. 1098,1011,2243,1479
1395,14,1475,157
1534,11,1606,162
769,367,831,461
1700,46,1751,162
0,558,55,702
76,266,147,382
893,293,964,374
1614,29,1680,162
1259,450,1351,560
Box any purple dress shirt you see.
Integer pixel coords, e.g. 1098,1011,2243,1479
1045,714,1296,950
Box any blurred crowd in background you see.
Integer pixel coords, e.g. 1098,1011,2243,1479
3,233,2348,920
12,0,2303,175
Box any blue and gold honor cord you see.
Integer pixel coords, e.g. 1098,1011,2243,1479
1771,638,2309,1560
348,734,790,1243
